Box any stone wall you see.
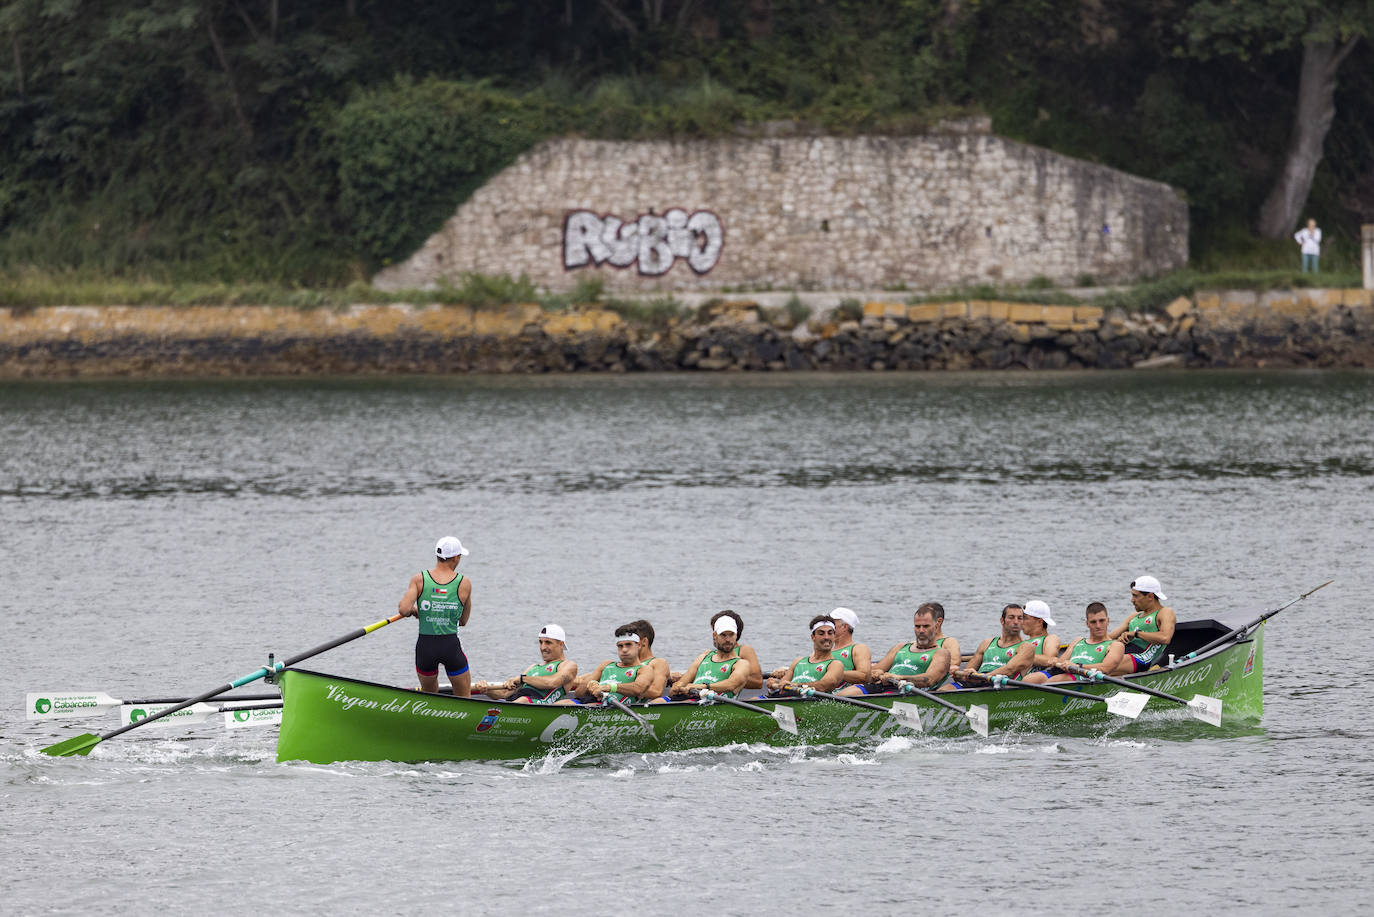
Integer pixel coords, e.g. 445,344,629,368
3,290,1369,378
372,131,1188,294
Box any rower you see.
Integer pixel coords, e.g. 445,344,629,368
766,615,845,696
926,602,963,674
942,603,1034,690
669,615,753,699
473,624,579,703
698,611,764,690
1023,602,1124,683
1019,600,1061,678
845,605,949,695
398,535,473,698
1108,575,1176,675
626,618,671,703
559,626,655,705
828,607,872,688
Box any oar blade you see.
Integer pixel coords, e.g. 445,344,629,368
222,705,284,729
41,733,102,757
1104,691,1150,719
27,692,121,720
1187,694,1223,727
771,704,799,736
967,704,990,737
889,701,923,733
118,703,219,728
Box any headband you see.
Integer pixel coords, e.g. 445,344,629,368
615,633,641,644
811,620,836,634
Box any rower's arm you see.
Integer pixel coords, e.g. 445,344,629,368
457,578,472,627
1030,635,1061,668
522,663,574,691
577,662,610,697
616,664,656,699
740,644,764,689
712,658,752,696
941,637,963,670
871,643,901,677
988,643,1036,678
1132,607,1176,646
671,653,710,694
769,657,803,692
1088,642,1124,674
809,660,846,694
894,649,949,688
840,644,872,684
963,639,993,675
397,573,424,617
645,659,670,698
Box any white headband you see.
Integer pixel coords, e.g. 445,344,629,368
811,620,836,634
615,633,641,644
713,618,739,635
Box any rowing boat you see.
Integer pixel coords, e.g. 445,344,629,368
275,608,1265,764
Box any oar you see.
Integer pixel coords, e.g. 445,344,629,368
116,700,284,728
897,683,990,737
1066,667,1222,727
697,690,799,736
1179,580,1332,662
41,611,406,757
26,691,280,721
602,695,656,738
798,687,924,732
987,674,1150,719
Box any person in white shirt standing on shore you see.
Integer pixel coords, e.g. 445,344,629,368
1295,218,1322,273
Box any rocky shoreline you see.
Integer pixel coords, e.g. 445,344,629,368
2,289,1371,378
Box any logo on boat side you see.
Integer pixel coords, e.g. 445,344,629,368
1243,645,1256,677
476,708,501,732
33,697,51,715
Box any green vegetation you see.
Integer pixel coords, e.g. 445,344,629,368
0,1,1369,288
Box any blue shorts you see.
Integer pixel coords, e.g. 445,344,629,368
415,633,469,678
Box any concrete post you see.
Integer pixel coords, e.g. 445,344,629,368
1364,224,1374,291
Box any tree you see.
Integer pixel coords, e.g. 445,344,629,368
1181,0,1370,239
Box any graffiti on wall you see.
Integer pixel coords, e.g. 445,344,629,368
563,208,724,276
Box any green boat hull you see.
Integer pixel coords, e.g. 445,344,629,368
276,625,1263,764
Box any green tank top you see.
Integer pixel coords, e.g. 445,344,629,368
417,571,465,636
979,638,1024,673
1125,611,1165,663
521,659,567,703
692,653,741,697
1068,638,1113,667
831,645,858,671
790,657,833,684
890,642,942,676
600,662,644,705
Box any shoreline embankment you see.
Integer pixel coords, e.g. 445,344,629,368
2,289,1371,378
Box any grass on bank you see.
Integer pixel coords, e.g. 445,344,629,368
0,267,1364,318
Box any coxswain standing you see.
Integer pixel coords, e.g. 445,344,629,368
766,616,845,696
1108,575,1176,675
399,536,473,697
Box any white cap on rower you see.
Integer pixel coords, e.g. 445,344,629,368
713,617,738,635
1023,600,1056,627
538,624,567,646
1131,575,1167,602
830,607,858,630
435,536,469,559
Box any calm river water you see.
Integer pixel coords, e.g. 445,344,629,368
2,371,1372,914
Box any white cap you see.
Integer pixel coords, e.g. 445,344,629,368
538,624,567,646
1023,600,1056,627
713,617,738,635
1131,576,1167,602
435,536,469,559
830,607,858,630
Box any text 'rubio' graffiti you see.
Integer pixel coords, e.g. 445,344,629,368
564,209,724,276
